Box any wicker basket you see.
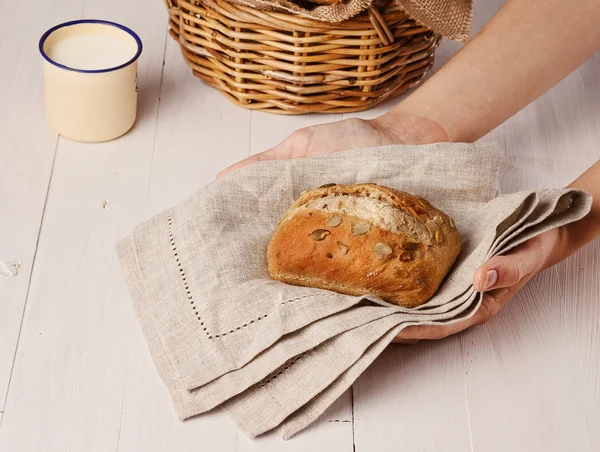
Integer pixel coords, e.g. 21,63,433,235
165,0,439,114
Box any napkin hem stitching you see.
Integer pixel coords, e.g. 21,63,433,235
259,354,305,387
168,209,350,341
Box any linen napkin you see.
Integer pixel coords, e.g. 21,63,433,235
227,189,590,439
116,142,592,439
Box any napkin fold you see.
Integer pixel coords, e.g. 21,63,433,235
117,143,592,439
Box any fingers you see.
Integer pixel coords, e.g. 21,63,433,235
473,229,562,293
470,287,510,325
216,129,303,178
217,155,259,179
216,148,276,178
393,285,517,342
394,246,538,342
391,338,421,344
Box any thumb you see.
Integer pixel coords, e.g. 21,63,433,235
473,250,539,292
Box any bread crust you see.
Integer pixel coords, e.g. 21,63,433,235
267,184,461,307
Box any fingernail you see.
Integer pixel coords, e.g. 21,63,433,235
481,269,498,291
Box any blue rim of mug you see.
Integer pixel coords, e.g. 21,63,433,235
39,19,143,74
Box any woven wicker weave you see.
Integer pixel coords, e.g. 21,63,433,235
165,0,439,114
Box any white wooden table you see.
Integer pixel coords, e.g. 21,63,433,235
1,0,599,450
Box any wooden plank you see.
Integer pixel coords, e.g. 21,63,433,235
354,337,473,452
0,0,85,424
348,3,600,450
460,267,600,452
144,45,252,215
0,0,170,449
1,3,354,448
2,0,598,449
462,55,600,450
350,69,600,452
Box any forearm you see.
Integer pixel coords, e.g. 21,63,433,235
386,0,600,143
561,160,600,256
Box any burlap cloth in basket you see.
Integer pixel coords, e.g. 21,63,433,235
225,0,473,41
116,143,591,439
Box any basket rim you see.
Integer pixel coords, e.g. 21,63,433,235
166,0,439,114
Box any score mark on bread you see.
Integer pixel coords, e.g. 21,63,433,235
267,183,461,308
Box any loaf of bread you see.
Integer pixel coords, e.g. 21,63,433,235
267,183,461,307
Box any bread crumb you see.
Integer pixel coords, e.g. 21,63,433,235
0,259,21,277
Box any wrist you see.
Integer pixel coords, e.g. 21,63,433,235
369,107,450,146
542,226,570,270
542,215,598,271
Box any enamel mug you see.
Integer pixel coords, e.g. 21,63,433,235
39,20,143,143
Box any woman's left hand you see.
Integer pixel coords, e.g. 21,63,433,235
392,226,568,343
217,112,449,178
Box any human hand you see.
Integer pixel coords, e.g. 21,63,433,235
217,111,448,178
392,226,569,343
